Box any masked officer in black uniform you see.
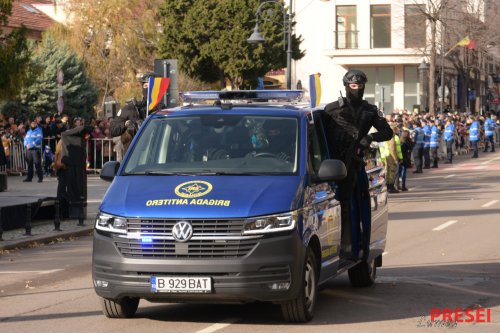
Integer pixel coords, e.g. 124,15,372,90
322,69,392,261
110,72,157,152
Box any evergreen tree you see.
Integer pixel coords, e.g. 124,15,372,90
20,33,98,119
0,0,31,100
158,0,304,89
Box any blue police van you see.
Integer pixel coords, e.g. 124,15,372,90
93,90,388,322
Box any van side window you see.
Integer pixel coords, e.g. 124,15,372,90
307,125,325,175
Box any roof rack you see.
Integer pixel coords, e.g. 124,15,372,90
179,90,304,104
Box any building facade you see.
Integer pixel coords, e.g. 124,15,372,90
294,0,429,112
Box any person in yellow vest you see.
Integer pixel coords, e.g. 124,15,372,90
379,123,403,193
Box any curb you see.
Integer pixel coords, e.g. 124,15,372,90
0,225,94,251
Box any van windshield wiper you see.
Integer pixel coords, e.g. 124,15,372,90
143,170,195,176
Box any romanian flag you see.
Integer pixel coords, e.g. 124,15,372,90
457,36,476,49
309,73,321,108
147,77,170,111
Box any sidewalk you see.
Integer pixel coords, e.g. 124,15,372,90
0,174,110,251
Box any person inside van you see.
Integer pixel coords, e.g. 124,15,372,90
263,119,295,162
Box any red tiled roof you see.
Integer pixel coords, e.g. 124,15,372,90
2,0,56,39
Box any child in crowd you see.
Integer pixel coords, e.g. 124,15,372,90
43,145,54,176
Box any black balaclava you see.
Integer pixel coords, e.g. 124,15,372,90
343,69,367,106
346,85,365,105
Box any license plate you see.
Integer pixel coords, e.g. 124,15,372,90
151,276,212,293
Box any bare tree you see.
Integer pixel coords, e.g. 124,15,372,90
444,0,500,113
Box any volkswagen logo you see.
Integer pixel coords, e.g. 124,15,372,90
172,221,193,242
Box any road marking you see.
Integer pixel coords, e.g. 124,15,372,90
474,165,488,170
195,318,239,333
444,174,456,179
482,200,499,208
0,269,64,275
408,187,420,192
432,220,458,231
481,156,500,165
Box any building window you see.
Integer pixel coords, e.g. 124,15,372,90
404,66,419,112
355,67,394,112
336,6,357,49
405,5,426,48
371,5,391,48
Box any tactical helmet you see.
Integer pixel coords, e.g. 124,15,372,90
343,69,368,86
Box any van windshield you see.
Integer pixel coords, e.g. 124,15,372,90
122,115,299,175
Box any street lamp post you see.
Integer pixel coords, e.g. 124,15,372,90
247,0,293,89
418,60,430,113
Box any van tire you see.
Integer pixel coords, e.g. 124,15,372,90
348,256,377,288
281,247,318,323
100,297,139,318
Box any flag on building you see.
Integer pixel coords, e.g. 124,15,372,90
147,77,170,111
309,73,321,108
457,36,476,49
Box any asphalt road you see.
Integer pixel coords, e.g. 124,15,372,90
1,152,499,333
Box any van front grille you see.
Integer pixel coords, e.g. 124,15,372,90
114,218,259,258
114,238,259,258
127,218,245,236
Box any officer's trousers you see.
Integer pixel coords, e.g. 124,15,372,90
430,147,439,167
484,136,495,152
446,140,454,162
413,146,423,172
423,147,431,168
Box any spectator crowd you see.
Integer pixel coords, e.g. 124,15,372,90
377,109,499,193
1,113,125,176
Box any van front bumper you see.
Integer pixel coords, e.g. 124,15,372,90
92,230,305,303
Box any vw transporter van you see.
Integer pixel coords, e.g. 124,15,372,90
92,90,388,322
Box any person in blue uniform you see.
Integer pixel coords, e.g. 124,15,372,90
469,116,480,158
412,119,425,173
443,117,456,164
483,114,497,152
23,120,44,182
423,119,432,168
430,119,440,168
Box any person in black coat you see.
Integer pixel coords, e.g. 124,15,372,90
61,125,93,225
109,72,155,152
321,69,392,261
397,130,414,191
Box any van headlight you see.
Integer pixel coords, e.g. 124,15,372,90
95,213,127,234
242,212,297,235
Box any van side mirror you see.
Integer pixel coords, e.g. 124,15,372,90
100,161,120,182
314,159,347,182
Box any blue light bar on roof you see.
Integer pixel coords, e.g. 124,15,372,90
179,90,304,103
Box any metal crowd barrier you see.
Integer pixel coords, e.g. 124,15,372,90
8,137,121,175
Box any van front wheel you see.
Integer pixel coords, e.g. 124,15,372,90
348,256,377,287
281,247,318,323
100,296,139,318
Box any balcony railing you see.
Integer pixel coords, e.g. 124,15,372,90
334,30,358,49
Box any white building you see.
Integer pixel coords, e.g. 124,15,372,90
294,0,429,112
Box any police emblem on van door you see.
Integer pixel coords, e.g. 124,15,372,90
172,221,193,242
175,180,213,198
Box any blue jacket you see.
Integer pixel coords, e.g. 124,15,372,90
444,123,455,141
469,121,479,142
24,126,43,150
484,118,496,137
423,124,431,148
430,125,440,148
413,127,425,148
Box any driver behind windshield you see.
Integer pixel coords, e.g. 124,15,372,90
263,119,295,162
